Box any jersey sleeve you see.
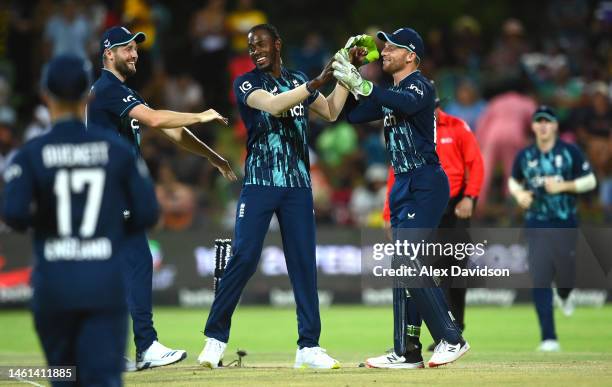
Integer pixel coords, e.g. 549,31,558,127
567,144,593,179
103,84,143,118
368,78,432,116
1,149,34,231
233,72,264,106
511,150,525,181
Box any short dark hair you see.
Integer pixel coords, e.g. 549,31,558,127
248,23,281,41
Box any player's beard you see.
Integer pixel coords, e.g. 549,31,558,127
115,57,136,79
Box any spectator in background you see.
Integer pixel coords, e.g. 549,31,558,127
226,0,266,105
122,0,156,89
445,78,487,131
475,79,536,216
163,72,205,112
43,0,91,59
539,62,583,124
0,76,16,130
156,162,197,230
289,32,330,80
226,0,267,53
350,163,387,227
572,81,611,215
191,0,230,113
0,120,17,174
451,15,482,71
485,18,530,88
316,121,358,167
23,105,51,142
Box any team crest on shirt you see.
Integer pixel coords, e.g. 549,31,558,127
292,79,300,88
555,155,563,168
527,159,538,169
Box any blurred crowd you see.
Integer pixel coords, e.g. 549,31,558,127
0,0,610,231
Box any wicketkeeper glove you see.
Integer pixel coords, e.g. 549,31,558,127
344,34,380,64
332,50,373,97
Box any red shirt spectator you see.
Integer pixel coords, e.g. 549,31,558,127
383,109,484,221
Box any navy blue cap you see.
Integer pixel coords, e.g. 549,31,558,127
532,105,557,122
377,28,424,59
41,55,92,101
100,26,146,54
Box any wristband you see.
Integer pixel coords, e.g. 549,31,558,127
305,81,316,94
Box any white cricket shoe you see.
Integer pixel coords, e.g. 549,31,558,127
136,341,187,370
198,338,227,369
537,339,561,352
555,293,575,317
365,351,424,369
294,347,340,369
124,357,137,372
428,340,470,367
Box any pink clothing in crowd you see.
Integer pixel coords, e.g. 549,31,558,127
475,92,536,214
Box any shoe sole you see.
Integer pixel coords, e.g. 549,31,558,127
365,361,424,369
199,360,216,369
427,343,470,368
293,363,341,369
137,351,187,371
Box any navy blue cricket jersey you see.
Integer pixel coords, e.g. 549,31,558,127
346,70,439,173
234,67,320,187
1,118,159,309
87,69,145,155
512,139,592,225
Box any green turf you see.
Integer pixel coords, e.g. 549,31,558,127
1,305,612,386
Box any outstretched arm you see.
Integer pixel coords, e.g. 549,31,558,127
157,126,237,181
129,104,228,130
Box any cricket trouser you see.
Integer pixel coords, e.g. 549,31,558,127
389,164,463,355
121,231,157,353
33,307,127,387
205,185,320,348
434,194,473,331
526,221,577,341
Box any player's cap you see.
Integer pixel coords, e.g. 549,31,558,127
377,28,424,60
532,105,557,122
100,26,146,54
41,54,92,101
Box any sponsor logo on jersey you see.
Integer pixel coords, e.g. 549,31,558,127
408,84,423,96
383,113,397,127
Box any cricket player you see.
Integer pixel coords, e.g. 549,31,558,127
198,23,352,369
87,26,237,370
1,54,159,386
383,101,485,352
332,27,469,368
509,105,596,351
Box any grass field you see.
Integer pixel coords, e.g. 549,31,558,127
1,305,612,386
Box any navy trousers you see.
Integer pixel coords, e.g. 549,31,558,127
389,165,463,354
120,232,157,353
527,227,577,341
205,185,320,348
34,307,127,387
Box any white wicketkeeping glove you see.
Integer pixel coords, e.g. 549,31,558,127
332,50,373,98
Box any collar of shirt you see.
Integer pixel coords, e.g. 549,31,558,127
52,118,86,132
101,68,124,84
